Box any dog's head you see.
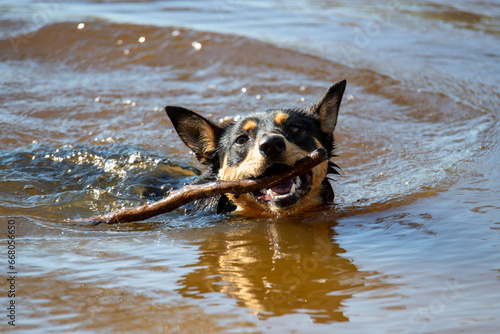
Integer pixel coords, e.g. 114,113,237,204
165,80,346,216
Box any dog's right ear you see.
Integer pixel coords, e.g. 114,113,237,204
309,80,346,134
165,106,221,165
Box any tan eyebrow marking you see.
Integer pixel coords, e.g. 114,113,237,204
242,120,257,131
274,111,289,125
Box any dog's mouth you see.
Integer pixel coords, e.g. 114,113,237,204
250,164,313,205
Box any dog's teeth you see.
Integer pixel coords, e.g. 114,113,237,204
294,176,301,188
266,188,276,199
290,183,296,194
260,188,267,194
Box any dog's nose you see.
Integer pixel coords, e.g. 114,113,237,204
259,135,286,157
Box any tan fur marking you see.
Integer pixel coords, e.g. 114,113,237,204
201,122,217,153
219,147,262,182
292,160,328,214
178,118,216,154
242,120,257,132
274,112,289,125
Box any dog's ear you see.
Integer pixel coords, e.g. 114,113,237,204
165,106,221,165
309,80,346,134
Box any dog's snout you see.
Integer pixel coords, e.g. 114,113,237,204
259,135,286,157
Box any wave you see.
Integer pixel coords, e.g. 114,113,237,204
0,21,497,218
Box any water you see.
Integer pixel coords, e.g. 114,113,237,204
0,0,499,333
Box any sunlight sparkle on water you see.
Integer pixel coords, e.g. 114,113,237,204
191,41,202,50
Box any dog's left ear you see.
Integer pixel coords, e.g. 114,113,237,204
309,80,346,134
165,106,221,165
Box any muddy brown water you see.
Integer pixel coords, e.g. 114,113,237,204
0,1,499,333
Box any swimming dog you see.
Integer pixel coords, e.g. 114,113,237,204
165,80,346,216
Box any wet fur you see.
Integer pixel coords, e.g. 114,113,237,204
165,80,346,217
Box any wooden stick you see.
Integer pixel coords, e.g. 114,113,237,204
71,148,328,225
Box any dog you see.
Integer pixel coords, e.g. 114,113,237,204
165,80,346,217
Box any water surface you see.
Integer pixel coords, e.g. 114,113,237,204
0,0,499,333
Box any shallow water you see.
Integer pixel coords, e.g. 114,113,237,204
0,0,499,333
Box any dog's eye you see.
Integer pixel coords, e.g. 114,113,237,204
235,135,249,145
287,124,301,134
